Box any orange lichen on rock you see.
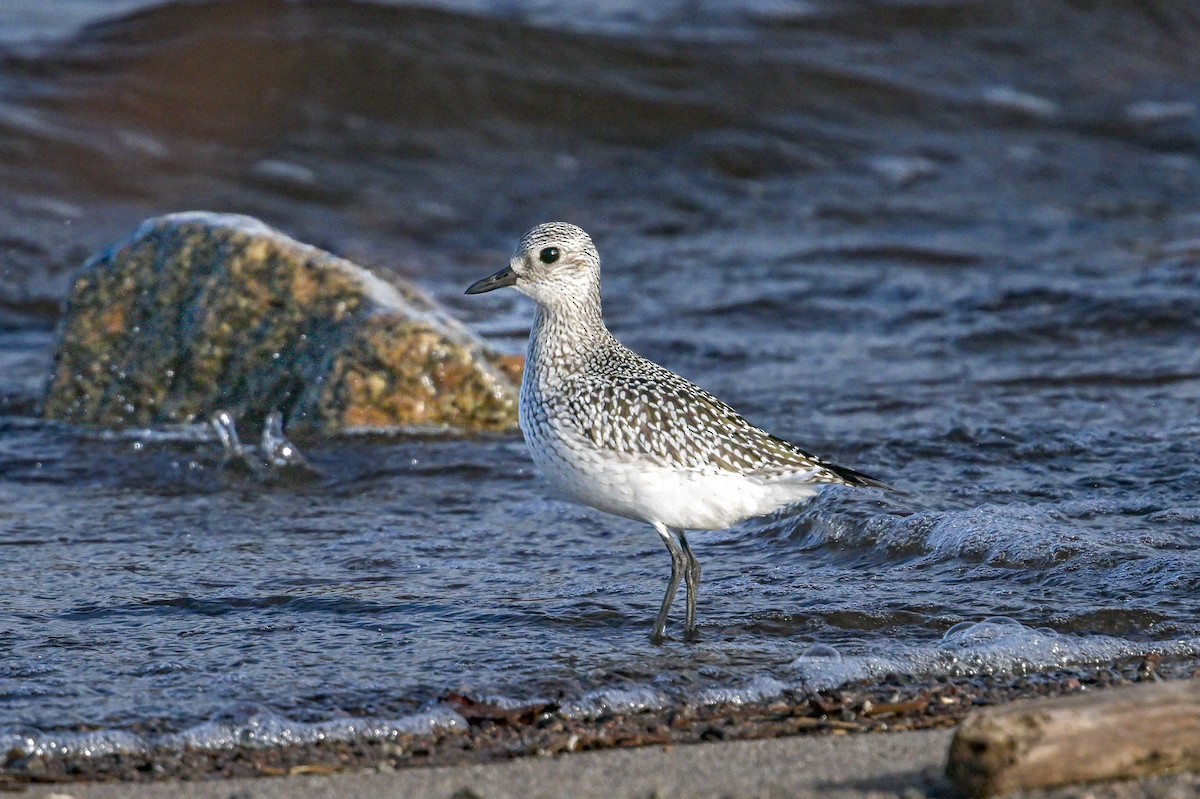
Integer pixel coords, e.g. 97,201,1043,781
321,318,516,432
489,353,525,386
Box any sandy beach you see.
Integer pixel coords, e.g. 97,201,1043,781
14,724,1200,799
15,729,951,799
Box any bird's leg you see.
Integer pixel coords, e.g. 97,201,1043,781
651,522,687,644
679,529,701,642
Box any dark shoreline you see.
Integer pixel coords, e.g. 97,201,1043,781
2,654,1189,788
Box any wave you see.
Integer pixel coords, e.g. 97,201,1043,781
1,0,1195,152
752,490,1200,596
0,0,1195,310
4,617,1195,761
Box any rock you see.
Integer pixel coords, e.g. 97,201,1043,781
946,680,1200,797
42,213,520,433
15,755,46,776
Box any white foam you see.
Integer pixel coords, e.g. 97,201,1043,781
165,704,468,751
0,705,468,760
0,728,144,759
692,675,788,706
559,686,671,718
789,618,1200,691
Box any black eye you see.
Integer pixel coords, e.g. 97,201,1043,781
539,247,560,264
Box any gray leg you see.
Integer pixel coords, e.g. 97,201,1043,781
679,530,701,642
651,522,687,644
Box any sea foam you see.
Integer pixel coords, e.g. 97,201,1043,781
790,617,1200,691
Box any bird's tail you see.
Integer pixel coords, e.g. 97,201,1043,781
823,459,891,490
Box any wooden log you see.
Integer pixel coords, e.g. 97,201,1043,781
947,679,1200,797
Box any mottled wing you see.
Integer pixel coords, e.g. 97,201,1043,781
562,361,878,486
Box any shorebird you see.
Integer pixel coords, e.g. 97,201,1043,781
466,223,884,642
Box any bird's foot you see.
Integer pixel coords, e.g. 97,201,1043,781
649,627,701,645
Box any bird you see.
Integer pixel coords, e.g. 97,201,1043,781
465,222,884,643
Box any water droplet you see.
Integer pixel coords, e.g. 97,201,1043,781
261,410,309,470
210,410,243,456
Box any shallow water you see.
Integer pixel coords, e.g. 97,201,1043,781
1,0,1200,756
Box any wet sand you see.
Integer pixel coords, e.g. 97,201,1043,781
15,725,1200,799
16,729,955,799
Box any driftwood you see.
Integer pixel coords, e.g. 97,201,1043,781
947,679,1200,797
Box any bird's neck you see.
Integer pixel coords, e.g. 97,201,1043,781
527,299,613,374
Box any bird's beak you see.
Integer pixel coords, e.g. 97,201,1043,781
464,265,518,295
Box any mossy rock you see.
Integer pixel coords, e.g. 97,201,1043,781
42,212,521,433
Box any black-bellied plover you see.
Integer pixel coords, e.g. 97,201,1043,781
466,222,884,643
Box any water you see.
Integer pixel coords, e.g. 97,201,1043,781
2,0,1200,757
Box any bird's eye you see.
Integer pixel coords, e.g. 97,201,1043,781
539,247,560,264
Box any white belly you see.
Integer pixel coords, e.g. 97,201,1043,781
522,419,819,530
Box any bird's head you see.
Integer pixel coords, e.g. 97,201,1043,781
465,222,600,310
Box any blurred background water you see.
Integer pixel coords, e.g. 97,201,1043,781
1,0,1199,755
